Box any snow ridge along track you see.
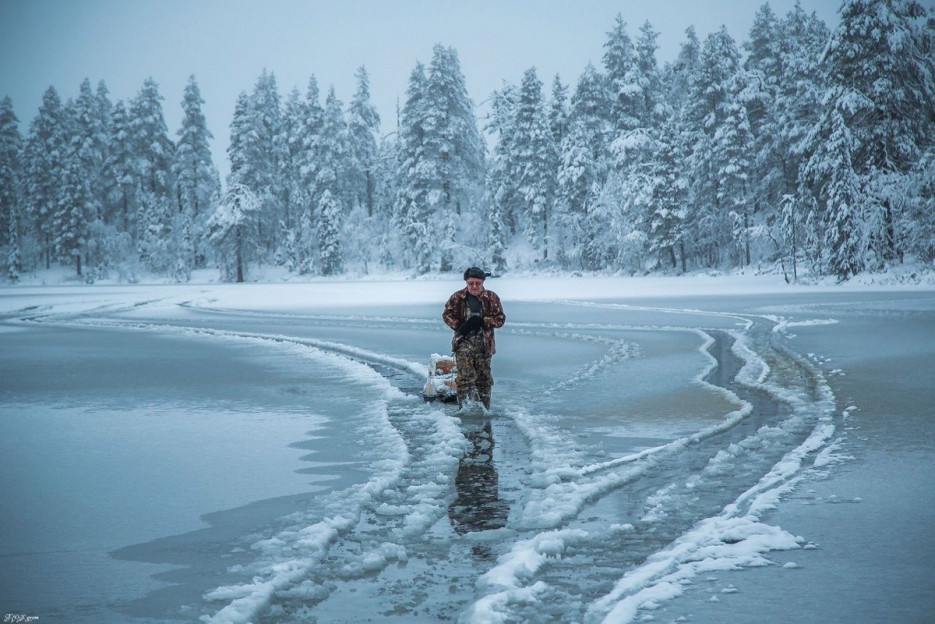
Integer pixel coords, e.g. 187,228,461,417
15,297,840,623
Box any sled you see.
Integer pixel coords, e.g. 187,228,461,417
423,353,458,402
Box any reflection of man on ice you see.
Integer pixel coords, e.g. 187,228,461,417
443,267,506,409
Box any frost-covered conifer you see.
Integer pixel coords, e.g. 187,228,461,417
514,68,558,260
395,62,433,272
102,101,137,236
205,183,260,282
347,66,380,218
175,75,220,271
317,189,342,276
24,87,68,269
809,0,935,268
0,97,23,279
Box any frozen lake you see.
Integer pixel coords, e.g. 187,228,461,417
1,277,932,623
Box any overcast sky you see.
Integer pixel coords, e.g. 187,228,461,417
1,0,850,181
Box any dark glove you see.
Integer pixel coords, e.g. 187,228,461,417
458,314,483,335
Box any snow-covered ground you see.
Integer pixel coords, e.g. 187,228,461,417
1,273,933,623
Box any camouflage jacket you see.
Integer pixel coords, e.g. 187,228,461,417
442,287,506,355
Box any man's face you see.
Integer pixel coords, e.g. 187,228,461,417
465,278,484,296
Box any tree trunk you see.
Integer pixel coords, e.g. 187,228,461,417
235,226,244,283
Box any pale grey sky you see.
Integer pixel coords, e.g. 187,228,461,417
1,0,847,180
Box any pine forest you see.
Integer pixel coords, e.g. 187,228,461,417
1,0,934,283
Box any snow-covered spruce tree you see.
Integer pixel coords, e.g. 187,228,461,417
663,26,701,116
514,68,559,261
648,118,689,273
347,66,381,218
603,13,637,134
279,87,306,272
102,100,138,240
683,27,743,268
715,87,756,268
24,86,68,269
54,133,95,277
70,78,111,277
807,0,935,271
317,189,342,276
174,75,220,274
484,84,521,239
246,70,286,261
205,183,260,282
0,97,23,280
487,196,508,275
744,3,829,274
424,44,486,272
742,2,785,261
548,75,569,151
285,76,325,274
318,88,351,214
905,149,935,263
372,135,401,270
482,85,519,270
558,63,612,270
343,66,382,273
307,87,351,274
395,62,434,272
129,78,176,273
603,20,664,273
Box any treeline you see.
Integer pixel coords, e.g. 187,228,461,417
1,0,934,283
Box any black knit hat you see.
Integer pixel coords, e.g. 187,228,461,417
463,266,488,281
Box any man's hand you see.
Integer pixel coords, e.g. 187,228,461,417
458,314,484,335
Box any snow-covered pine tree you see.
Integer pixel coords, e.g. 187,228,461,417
663,26,700,119
0,97,23,280
282,76,325,273
715,89,756,268
514,68,558,261
559,63,612,269
24,87,68,269
484,84,521,239
174,75,220,273
318,87,350,209
603,14,637,133
205,183,260,282
314,87,350,274
347,66,380,218
54,133,95,277
102,101,138,238
905,149,935,263
245,70,285,259
742,3,784,234
741,3,830,273
317,189,342,276
279,87,306,271
824,110,864,280
129,78,176,271
648,118,689,273
395,62,433,272
298,76,324,214
556,121,598,269
813,0,935,269
424,44,486,272
71,78,110,275
548,75,569,150
684,27,743,268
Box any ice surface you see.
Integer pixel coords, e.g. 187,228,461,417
1,276,932,623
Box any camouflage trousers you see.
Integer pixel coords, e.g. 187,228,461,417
454,331,493,408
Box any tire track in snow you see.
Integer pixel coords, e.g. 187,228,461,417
464,311,840,624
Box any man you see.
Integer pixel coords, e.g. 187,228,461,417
442,267,506,409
